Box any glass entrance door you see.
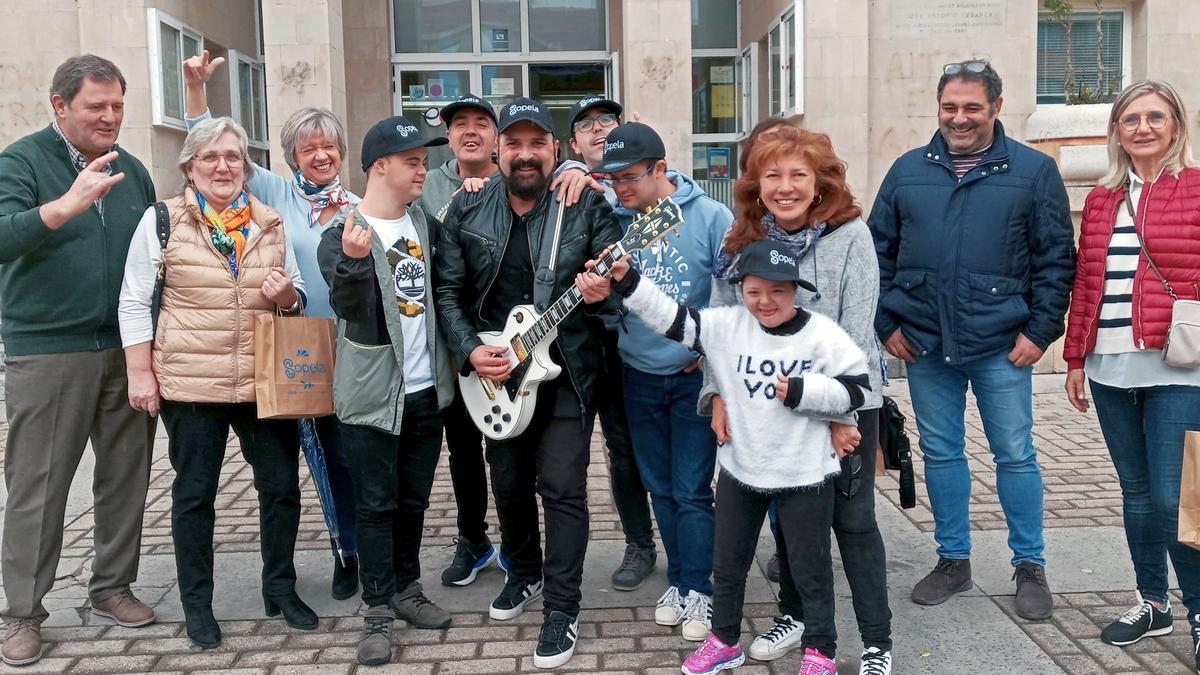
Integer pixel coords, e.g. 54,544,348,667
528,62,606,156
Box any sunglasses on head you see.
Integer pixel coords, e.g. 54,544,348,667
943,60,990,76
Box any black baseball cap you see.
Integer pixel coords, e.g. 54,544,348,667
729,240,818,290
439,94,497,125
361,115,448,171
569,94,622,130
593,122,666,174
497,97,555,135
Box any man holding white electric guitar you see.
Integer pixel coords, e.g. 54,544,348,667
434,96,683,668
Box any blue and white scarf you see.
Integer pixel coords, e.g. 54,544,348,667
293,170,350,227
713,212,826,281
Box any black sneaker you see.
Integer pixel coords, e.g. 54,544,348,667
441,537,499,587
1100,598,1173,646
611,543,657,591
911,557,972,606
489,576,543,621
766,553,781,583
1013,562,1053,620
533,610,579,669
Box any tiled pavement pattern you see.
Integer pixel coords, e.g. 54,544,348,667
0,377,1197,673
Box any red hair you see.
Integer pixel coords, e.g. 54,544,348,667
726,125,861,254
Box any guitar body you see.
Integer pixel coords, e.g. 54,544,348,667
459,304,561,441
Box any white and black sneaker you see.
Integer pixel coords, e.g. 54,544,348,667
654,586,687,626
748,614,804,661
1100,597,1173,646
860,646,893,675
533,610,579,669
680,591,713,642
489,576,543,621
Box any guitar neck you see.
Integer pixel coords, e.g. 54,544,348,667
517,241,630,353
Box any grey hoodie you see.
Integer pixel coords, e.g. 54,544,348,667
418,158,466,223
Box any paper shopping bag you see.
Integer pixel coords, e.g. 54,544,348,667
254,313,336,419
1179,431,1200,550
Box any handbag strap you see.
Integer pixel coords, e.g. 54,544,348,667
1125,179,1179,302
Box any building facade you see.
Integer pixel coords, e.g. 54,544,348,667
1,0,1197,369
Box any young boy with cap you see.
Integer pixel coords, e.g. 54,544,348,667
577,239,869,675
317,116,457,666
592,122,732,639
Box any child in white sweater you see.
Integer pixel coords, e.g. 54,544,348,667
578,238,868,675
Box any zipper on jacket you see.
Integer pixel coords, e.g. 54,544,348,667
475,214,512,325
1079,197,1121,356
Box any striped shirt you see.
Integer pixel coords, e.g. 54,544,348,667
1092,170,1150,354
948,143,991,179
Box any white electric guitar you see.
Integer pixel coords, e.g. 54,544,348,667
461,197,684,441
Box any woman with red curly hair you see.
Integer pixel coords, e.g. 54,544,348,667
703,120,893,674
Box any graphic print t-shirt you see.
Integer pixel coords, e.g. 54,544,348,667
361,211,434,393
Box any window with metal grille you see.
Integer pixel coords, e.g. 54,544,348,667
1037,11,1124,105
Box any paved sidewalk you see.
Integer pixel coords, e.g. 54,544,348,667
0,375,1193,673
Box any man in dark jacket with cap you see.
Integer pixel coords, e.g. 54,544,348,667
434,97,621,668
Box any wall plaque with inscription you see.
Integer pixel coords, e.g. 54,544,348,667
891,0,1006,37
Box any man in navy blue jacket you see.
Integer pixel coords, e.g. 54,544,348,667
868,60,1075,622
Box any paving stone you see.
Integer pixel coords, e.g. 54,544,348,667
437,658,519,673
235,649,320,667
400,642,477,661
71,654,160,673
156,652,240,669
45,639,127,657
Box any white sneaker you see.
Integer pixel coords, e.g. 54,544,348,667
748,614,804,661
680,590,713,642
654,586,687,626
860,646,893,675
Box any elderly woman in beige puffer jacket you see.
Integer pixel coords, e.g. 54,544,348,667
117,116,315,650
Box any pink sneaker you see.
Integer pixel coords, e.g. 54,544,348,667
681,632,745,675
797,647,837,675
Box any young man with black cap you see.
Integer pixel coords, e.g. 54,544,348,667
417,94,506,589
592,122,732,640
564,97,661,592
317,116,457,666
577,239,869,675
434,97,622,668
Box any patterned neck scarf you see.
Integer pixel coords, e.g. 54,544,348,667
293,170,350,227
195,190,252,276
714,212,826,280
53,120,113,214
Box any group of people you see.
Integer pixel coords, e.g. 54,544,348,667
1,49,1199,675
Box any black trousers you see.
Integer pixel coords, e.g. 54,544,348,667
161,400,301,608
712,472,836,657
486,383,594,616
444,384,490,544
595,328,654,548
340,389,443,608
776,410,893,650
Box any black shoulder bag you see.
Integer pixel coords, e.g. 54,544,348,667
879,395,916,509
150,202,171,334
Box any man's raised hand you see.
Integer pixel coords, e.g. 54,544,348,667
342,220,374,258
42,151,124,230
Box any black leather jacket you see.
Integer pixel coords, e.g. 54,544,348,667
433,177,621,408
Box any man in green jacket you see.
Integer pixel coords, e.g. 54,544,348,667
0,54,157,666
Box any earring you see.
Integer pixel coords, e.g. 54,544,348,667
813,194,823,206
756,197,764,208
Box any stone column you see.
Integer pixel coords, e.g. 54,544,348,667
619,0,692,172
260,0,348,178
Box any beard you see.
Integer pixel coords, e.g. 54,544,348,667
502,158,550,200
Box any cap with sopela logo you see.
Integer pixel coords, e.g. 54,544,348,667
497,97,556,135
361,115,448,171
569,93,622,130
439,94,497,125
592,122,666,174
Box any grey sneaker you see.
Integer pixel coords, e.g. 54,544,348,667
390,584,452,629
911,557,972,606
1013,562,1053,620
611,543,657,591
357,606,393,666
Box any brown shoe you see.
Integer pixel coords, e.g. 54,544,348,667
2,619,42,666
92,589,156,627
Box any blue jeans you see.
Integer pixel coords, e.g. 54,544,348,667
907,349,1045,566
623,366,716,596
1090,380,1200,621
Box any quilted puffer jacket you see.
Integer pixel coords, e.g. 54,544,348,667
1063,167,1200,369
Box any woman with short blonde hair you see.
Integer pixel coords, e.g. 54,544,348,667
1064,80,1200,660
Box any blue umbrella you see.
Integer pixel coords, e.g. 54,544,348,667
298,418,345,562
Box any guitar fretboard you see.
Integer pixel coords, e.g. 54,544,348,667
516,243,629,353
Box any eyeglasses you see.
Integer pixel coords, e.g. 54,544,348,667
609,163,656,186
194,152,244,168
838,451,863,498
943,60,990,76
1118,111,1172,132
573,113,619,133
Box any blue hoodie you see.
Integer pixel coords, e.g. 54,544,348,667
613,170,732,374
